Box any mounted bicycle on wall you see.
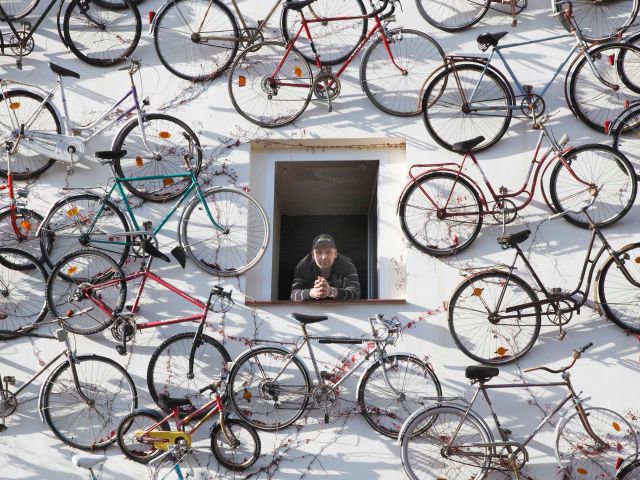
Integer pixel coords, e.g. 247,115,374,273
0,0,141,69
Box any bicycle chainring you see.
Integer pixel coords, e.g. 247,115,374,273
546,300,573,325
491,199,518,224
9,34,34,57
520,94,545,119
131,233,159,258
311,385,337,408
313,72,341,101
498,444,527,471
239,28,263,50
0,391,17,417
111,314,136,342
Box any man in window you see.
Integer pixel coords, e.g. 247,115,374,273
291,234,361,301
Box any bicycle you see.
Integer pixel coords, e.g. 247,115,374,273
0,325,138,450
36,153,269,274
397,118,637,257
227,312,442,438
0,60,203,201
0,0,141,69
228,0,445,127
446,200,640,365
398,343,638,480
421,8,640,151
118,376,261,471
149,0,367,82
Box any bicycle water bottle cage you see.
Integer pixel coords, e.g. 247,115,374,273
497,229,531,249
477,32,508,52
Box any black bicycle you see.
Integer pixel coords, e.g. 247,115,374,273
447,199,640,365
0,0,141,69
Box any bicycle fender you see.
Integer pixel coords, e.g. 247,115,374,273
148,1,175,36
355,351,426,395
594,242,640,311
37,354,89,423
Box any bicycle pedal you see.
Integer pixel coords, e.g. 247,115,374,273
16,189,28,198
558,331,567,340
320,370,329,380
125,304,138,313
142,220,153,231
324,413,329,424
2,376,15,385
16,60,22,71
0,424,6,432
66,166,75,175
21,21,32,31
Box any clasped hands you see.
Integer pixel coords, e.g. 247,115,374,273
310,276,332,299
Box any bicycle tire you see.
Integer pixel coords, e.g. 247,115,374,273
360,28,445,117
618,458,640,480
552,0,639,43
415,0,490,31
422,63,514,152
612,105,640,179
63,0,141,67
280,0,367,66
569,43,640,132
0,0,40,20
400,405,492,480
117,410,170,464
0,207,44,267
448,270,542,365
46,249,126,335
619,33,640,93
0,90,61,180
228,41,313,128
153,0,239,82
147,332,231,409
357,354,442,439
42,354,138,450
555,407,638,480
211,418,261,471
597,242,640,334
398,171,483,256
0,248,47,338
228,346,311,431
38,193,131,269
111,113,203,202
549,144,637,228
178,187,269,276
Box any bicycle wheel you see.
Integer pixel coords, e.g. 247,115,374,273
147,332,231,410
549,144,637,228
281,0,366,66
153,0,239,82
415,0,490,31
228,346,311,431
360,28,444,116
211,418,261,471
597,242,640,334
0,207,43,267
569,44,640,132
42,355,137,450
553,0,639,42
46,249,126,335
228,41,313,128
0,90,61,179
63,0,141,67
0,248,47,337
117,410,169,464
357,354,442,439
618,459,640,480
400,405,492,480
398,171,483,256
423,63,513,152
555,407,638,480
111,113,203,202
0,0,39,20
448,270,542,365
612,105,640,177
39,193,131,269
178,187,269,276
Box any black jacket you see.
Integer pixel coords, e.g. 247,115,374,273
290,253,360,301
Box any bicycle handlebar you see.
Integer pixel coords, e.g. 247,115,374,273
524,342,593,374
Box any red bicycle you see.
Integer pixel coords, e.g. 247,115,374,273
397,118,637,256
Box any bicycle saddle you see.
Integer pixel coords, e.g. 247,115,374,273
158,394,191,411
72,454,106,469
284,0,317,11
497,229,531,248
465,366,499,381
49,62,80,79
477,32,508,51
451,136,485,154
94,150,127,160
291,313,328,324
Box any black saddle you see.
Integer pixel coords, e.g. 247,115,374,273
451,136,485,154
291,313,328,324
94,150,127,160
284,0,317,10
49,63,80,79
477,32,508,51
158,394,191,411
497,229,531,248
465,365,499,381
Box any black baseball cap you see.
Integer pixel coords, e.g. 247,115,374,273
312,234,336,249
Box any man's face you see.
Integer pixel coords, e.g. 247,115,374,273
312,247,337,270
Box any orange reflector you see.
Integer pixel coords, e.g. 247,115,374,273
158,131,171,139
9,102,20,110
294,66,303,77
243,389,252,401
613,421,621,431
20,220,31,231
66,207,79,217
163,178,174,186
238,76,246,87
136,156,143,167
577,467,588,475
472,288,483,297
67,266,78,275
635,256,640,263
495,347,508,357
624,99,629,109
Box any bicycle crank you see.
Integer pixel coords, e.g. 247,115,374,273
313,72,341,112
0,390,17,418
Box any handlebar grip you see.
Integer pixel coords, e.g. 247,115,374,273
199,384,213,393
578,342,593,354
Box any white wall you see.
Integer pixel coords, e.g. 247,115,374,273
1,1,639,479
